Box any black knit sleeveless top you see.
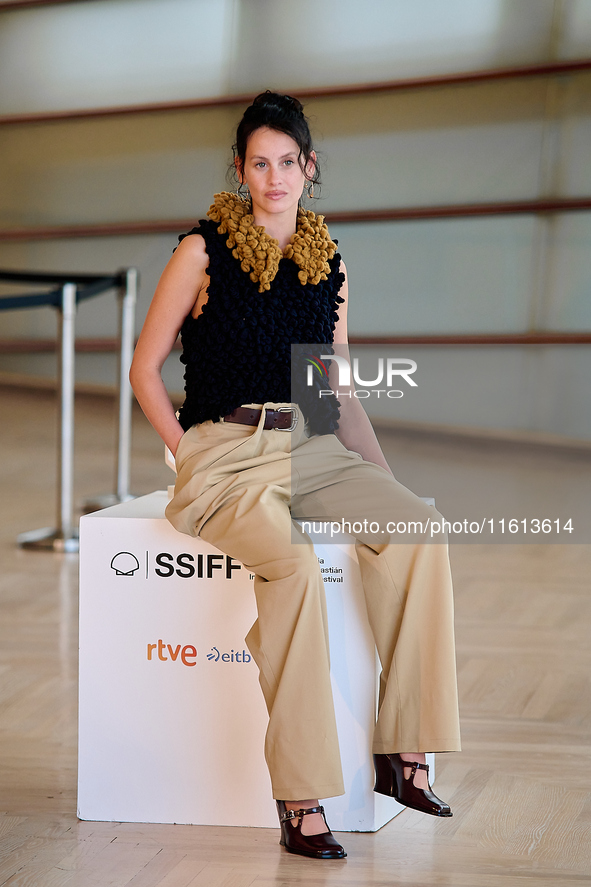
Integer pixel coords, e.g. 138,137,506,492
177,218,345,434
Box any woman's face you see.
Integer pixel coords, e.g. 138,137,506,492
238,126,314,219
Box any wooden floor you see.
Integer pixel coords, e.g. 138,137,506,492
1,385,590,886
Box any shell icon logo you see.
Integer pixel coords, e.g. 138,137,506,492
110,551,140,576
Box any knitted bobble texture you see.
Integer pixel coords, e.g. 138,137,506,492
175,211,345,435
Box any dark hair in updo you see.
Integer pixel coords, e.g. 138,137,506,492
229,90,321,197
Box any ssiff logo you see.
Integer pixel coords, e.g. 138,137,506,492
109,550,254,580
110,552,140,575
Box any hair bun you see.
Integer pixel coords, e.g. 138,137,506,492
252,91,304,118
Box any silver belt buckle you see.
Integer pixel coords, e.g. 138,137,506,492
276,407,298,431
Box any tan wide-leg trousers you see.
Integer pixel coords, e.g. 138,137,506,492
166,403,461,800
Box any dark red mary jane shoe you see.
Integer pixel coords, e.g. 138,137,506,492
276,801,346,859
373,753,452,817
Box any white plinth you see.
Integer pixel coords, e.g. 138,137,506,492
78,490,430,831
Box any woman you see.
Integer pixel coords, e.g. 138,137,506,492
130,91,461,860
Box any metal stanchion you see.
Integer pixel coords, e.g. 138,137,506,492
84,268,137,511
117,267,137,501
18,283,79,552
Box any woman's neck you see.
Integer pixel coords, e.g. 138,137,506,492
252,206,299,252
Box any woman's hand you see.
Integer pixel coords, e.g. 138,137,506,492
331,262,393,475
129,234,209,455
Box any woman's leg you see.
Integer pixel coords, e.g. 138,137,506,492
196,481,345,803
355,539,460,755
166,409,347,838
291,432,461,757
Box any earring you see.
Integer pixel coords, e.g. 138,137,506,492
307,182,314,199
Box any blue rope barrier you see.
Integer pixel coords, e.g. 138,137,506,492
0,273,124,310
77,276,122,301
0,270,126,285
0,290,62,310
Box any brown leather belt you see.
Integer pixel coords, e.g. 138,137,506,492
223,407,298,431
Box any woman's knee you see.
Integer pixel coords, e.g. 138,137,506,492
258,537,319,583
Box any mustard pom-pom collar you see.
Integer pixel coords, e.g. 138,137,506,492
207,191,337,293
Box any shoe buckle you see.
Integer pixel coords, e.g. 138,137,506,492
280,805,324,823
275,407,298,431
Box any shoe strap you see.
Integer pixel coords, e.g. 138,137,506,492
280,805,324,823
408,761,429,777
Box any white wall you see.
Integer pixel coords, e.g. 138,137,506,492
0,0,590,440
4,0,591,115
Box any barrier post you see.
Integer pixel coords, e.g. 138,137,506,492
58,282,77,545
116,268,137,501
18,283,79,552
83,268,137,511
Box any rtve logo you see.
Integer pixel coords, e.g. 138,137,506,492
146,642,253,666
147,639,197,666
110,550,254,580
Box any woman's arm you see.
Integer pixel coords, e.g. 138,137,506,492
331,262,393,475
129,234,209,457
